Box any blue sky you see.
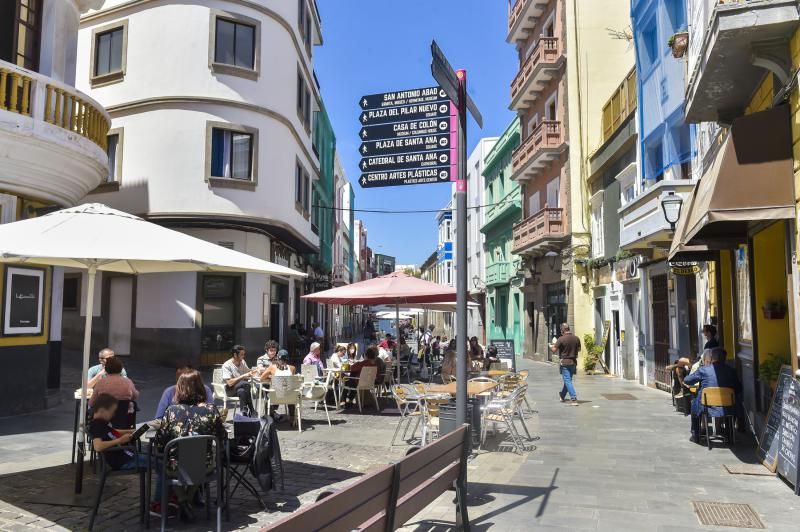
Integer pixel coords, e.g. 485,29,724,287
314,0,517,265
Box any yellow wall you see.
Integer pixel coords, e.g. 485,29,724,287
752,222,790,364
719,250,735,353
0,265,51,347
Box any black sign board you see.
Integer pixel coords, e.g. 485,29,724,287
359,101,451,126
360,117,451,141
3,267,44,335
777,371,800,493
359,87,448,110
360,167,451,189
360,149,451,173
359,133,451,157
489,339,516,371
757,366,794,473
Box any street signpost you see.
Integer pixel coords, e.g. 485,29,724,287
354,44,482,477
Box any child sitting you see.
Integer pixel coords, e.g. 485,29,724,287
89,393,147,470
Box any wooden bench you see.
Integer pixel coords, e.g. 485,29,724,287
263,424,471,531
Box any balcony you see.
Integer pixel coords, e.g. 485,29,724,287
0,60,110,206
512,207,566,255
511,120,567,182
332,264,349,286
619,180,696,251
483,186,522,234
685,0,800,123
508,0,552,44
486,261,512,287
510,36,564,111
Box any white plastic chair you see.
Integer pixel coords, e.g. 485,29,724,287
301,364,320,385
267,375,303,432
341,366,379,413
301,382,331,427
211,368,239,410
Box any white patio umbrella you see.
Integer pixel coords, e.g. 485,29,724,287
0,203,305,489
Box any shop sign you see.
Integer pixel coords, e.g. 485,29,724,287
271,242,292,268
669,261,700,275
3,266,44,335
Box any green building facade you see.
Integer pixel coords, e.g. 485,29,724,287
481,118,524,354
310,102,335,272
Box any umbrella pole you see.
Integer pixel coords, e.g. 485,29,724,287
395,303,401,384
75,264,97,494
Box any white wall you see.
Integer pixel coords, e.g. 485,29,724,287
135,272,197,329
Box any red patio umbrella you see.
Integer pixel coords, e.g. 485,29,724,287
302,272,461,381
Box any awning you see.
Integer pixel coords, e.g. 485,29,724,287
669,105,795,260
668,184,718,262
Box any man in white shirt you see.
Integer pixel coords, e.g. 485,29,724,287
313,322,324,341
222,345,257,415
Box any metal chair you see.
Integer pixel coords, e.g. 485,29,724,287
211,369,239,410
150,435,222,532
341,366,379,413
301,364,320,385
88,444,147,530
390,385,422,446
268,375,304,431
700,386,737,449
480,387,529,453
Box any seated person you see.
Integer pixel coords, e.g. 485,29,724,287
441,349,457,382
346,342,359,361
222,345,258,416
90,356,138,408
683,348,742,444
469,336,484,364
87,348,127,389
89,393,146,470
255,341,280,374
702,324,720,350
342,346,378,406
378,334,395,350
484,345,500,371
260,350,296,381
303,342,325,375
155,369,226,518
666,357,692,399
155,366,214,419
397,337,411,362
329,345,347,369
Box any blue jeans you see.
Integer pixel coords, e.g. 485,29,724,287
559,365,577,401
119,453,148,470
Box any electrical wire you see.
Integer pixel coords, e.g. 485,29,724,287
311,200,515,214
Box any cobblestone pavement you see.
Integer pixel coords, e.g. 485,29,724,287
4,355,800,531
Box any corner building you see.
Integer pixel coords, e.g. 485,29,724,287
71,0,324,366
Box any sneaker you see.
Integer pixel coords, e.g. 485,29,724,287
558,394,566,403
570,400,579,406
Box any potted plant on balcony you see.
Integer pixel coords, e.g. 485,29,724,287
668,30,689,58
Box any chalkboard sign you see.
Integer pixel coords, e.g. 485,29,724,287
489,339,515,371
757,365,796,481
3,267,44,336
776,373,800,493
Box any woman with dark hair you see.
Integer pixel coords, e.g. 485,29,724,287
154,369,226,521
90,356,139,407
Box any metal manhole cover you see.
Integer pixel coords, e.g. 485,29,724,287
601,393,638,400
692,501,765,529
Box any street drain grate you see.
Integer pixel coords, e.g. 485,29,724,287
601,393,638,400
692,501,765,529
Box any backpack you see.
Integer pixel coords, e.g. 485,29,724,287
251,415,284,492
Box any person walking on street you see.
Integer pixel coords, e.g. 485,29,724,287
550,323,580,406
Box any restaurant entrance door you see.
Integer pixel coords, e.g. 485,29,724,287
652,274,670,388
200,275,240,366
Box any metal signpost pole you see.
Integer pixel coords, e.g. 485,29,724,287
454,69,468,426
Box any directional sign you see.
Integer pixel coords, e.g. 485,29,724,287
360,149,452,172
431,40,483,128
359,101,452,126
359,117,451,141
359,87,448,110
360,167,451,189
359,133,451,157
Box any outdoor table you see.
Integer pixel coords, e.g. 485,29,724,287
468,370,509,378
427,381,498,397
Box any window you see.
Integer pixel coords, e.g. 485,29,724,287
298,0,313,51
639,22,657,69
297,69,312,131
545,93,557,121
666,0,685,33
106,132,120,183
0,0,42,71
90,21,127,85
206,122,258,186
529,191,540,215
295,160,311,216
62,275,80,311
546,177,559,208
215,18,255,70
646,140,664,183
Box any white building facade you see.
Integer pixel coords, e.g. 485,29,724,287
70,0,323,365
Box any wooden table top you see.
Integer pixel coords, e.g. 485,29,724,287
427,381,497,396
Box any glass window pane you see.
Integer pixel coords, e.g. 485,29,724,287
296,164,303,203
106,134,119,182
96,32,110,75
109,29,123,73
234,23,254,68
231,133,251,179
215,19,235,65
210,128,231,178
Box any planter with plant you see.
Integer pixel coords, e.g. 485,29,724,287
668,31,689,58
759,353,789,392
582,333,604,373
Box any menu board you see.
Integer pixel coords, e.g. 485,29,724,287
489,339,516,371
3,267,44,335
776,375,800,493
757,364,800,496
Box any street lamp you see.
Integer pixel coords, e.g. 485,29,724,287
472,274,481,289
545,250,560,272
660,191,684,231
